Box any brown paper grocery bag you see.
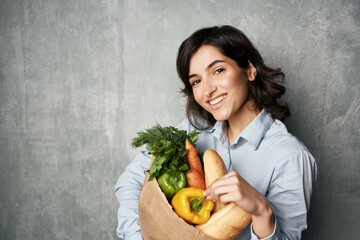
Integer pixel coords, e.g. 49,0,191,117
138,170,218,240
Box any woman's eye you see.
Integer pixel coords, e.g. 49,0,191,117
214,68,224,75
192,79,201,86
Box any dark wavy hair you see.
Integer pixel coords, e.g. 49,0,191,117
176,25,290,130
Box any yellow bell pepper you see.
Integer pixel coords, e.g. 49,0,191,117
171,187,214,225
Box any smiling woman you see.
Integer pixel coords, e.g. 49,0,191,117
177,26,289,132
114,25,317,240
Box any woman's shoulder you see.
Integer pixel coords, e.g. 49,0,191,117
264,119,314,160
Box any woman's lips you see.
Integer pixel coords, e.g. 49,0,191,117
208,94,226,109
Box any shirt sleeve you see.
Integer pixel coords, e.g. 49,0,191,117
114,151,151,240
250,150,317,240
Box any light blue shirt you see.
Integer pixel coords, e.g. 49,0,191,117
114,110,317,240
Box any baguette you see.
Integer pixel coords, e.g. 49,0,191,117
195,202,252,240
199,149,252,239
203,149,227,212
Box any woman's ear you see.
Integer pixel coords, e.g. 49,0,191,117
247,60,257,81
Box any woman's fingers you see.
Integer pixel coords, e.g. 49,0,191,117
204,184,239,203
204,171,244,203
203,170,266,216
204,171,242,192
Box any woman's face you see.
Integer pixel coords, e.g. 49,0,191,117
188,45,253,122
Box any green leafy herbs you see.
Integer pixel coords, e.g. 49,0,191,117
131,124,199,180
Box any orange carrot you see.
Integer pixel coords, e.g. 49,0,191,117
185,139,206,189
185,139,204,177
186,169,206,190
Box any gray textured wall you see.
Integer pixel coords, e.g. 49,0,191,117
0,0,359,239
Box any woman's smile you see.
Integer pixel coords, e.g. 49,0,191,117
208,94,226,107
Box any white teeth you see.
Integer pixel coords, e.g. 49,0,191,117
209,95,225,105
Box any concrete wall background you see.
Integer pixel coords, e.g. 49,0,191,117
1,0,359,239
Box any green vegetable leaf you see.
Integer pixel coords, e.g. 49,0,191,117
190,130,199,145
131,124,199,180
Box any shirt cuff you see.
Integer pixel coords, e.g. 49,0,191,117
250,215,281,240
126,231,143,240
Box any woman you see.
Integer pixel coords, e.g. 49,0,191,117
114,25,317,240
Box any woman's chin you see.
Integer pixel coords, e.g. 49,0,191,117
211,112,230,122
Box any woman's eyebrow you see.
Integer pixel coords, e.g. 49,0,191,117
188,60,226,80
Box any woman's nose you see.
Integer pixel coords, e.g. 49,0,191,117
203,77,216,98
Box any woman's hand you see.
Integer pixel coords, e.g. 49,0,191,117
203,171,275,238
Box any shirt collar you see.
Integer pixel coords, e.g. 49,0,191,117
205,109,274,150
238,109,274,150
205,120,227,144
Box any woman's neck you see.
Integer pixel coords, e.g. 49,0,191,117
227,100,261,146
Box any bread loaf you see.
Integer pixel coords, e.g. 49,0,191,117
199,149,252,240
203,149,227,212
195,202,252,240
